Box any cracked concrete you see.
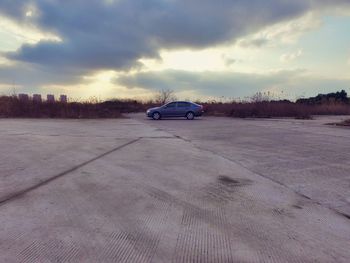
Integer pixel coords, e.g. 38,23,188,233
0,116,350,262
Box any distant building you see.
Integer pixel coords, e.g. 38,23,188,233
18,93,29,101
33,94,42,103
59,94,67,103
47,94,55,102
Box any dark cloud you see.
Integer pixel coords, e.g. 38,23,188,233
116,69,303,97
0,0,349,89
0,63,85,87
1,0,343,70
116,69,350,99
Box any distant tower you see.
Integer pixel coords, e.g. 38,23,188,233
18,93,29,102
59,94,67,103
33,94,42,103
47,94,55,102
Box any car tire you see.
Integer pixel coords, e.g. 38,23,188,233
152,112,161,120
186,111,195,120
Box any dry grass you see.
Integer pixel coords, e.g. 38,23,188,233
1,94,350,119
202,101,350,119
0,96,153,118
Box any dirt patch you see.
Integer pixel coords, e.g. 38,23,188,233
326,119,350,127
218,176,252,187
292,204,303,209
272,207,295,218
200,176,253,204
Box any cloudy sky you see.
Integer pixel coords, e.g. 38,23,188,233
0,0,350,101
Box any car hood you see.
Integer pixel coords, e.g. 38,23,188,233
147,107,161,112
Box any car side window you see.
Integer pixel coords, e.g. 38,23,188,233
177,102,190,108
165,102,176,108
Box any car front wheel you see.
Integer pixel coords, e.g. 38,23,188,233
152,112,161,120
186,112,194,120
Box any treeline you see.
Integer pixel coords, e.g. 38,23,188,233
202,90,350,118
0,90,349,119
296,90,349,104
0,96,153,118
203,100,350,119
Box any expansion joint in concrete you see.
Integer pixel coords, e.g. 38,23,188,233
0,138,141,207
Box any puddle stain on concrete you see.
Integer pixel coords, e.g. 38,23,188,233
217,176,252,187
200,176,253,204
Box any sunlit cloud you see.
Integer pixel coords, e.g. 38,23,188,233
237,12,322,48
0,0,349,99
116,69,350,101
0,16,61,51
0,56,14,66
140,49,229,72
42,82,153,101
280,49,303,62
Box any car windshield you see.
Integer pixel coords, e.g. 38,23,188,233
165,102,176,108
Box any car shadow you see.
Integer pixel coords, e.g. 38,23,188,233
147,117,204,121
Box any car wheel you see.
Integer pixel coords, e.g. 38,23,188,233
186,112,195,120
152,112,161,120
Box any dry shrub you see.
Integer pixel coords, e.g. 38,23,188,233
202,101,350,119
0,96,150,118
1,93,350,119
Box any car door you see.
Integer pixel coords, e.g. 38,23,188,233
176,102,191,116
162,102,177,117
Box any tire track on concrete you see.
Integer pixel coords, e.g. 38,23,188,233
19,239,80,263
100,179,177,262
133,199,171,262
20,240,41,263
145,184,323,262
172,198,235,262
47,173,168,262
13,158,137,262
135,131,350,261
17,202,90,262
193,138,350,221
97,196,171,262
0,138,141,207
53,182,100,263
103,232,127,261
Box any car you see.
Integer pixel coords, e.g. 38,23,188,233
146,101,204,120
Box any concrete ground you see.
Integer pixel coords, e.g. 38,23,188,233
0,115,349,262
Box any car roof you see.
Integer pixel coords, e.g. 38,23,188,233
165,101,198,106
168,101,192,103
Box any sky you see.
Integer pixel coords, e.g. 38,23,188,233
0,0,349,101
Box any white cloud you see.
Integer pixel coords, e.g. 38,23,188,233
0,16,61,51
116,69,350,100
280,49,303,62
0,56,15,66
0,0,349,99
238,12,322,48
0,0,331,71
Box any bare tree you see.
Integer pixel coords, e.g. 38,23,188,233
250,92,271,103
155,89,177,104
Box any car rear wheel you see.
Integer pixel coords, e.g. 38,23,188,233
152,112,161,120
186,112,194,120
